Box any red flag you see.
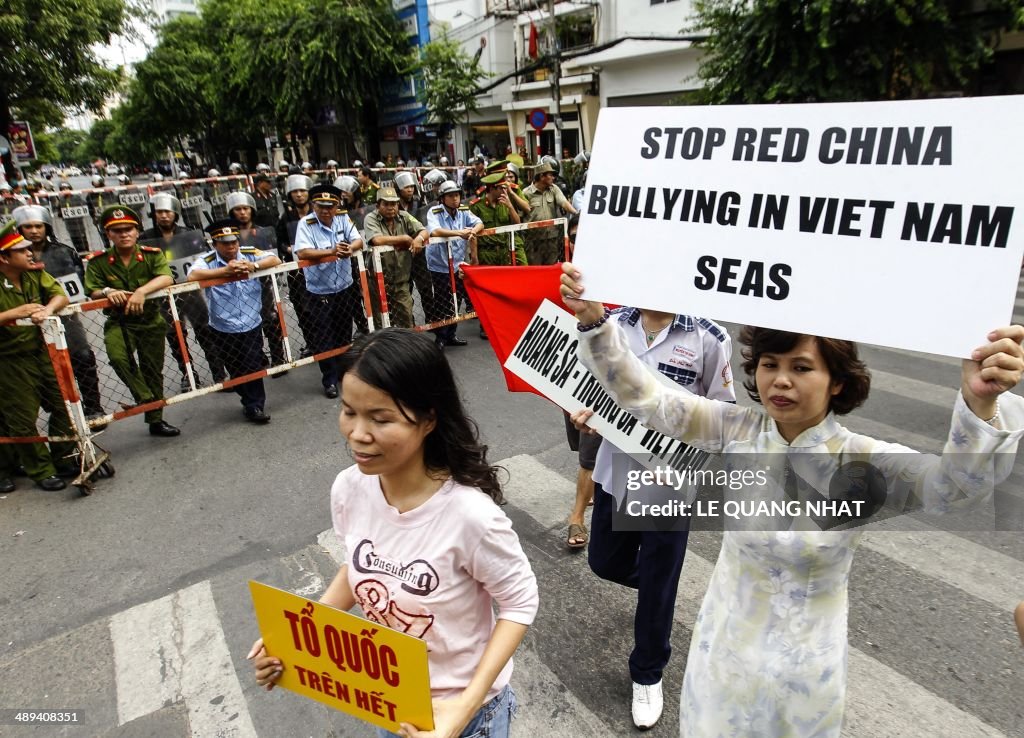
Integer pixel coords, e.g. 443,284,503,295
528,21,539,60
462,265,563,396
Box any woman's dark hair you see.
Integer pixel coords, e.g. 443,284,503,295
338,329,504,504
739,326,871,415
567,213,580,233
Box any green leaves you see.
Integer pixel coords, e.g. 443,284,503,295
691,0,1020,103
415,38,489,128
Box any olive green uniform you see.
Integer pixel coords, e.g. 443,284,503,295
522,182,570,265
469,198,527,266
0,269,75,480
361,209,424,328
84,245,172,423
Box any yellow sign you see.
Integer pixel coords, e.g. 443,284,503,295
249,581,434,732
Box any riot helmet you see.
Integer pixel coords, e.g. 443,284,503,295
393,171,418,191
228,162,244,174
13,204,54,229
91,174,104,187
225,191,257,213
286,174,313,195
207,168,221,177
333,175,360,195
150,193,182,218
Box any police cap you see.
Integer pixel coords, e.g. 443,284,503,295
101,205,142,230
205,219,241,242
309,184,342,206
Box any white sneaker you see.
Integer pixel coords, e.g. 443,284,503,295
631,680,663,730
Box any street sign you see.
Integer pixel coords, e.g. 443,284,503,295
528,109,548,132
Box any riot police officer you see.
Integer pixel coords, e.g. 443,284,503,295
140,193,226,390
56,181,90,253
13,204,105,421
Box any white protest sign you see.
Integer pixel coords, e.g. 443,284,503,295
57,272,87,303
504,299,709,473
573,97,1024,358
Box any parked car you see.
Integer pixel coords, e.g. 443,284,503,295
105,164,119,176
67,166,83,176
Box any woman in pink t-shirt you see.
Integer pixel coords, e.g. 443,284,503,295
250,329,539,738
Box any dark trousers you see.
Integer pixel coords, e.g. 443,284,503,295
429,270,471,342
588,482,690,685
162,292,225,382
303,289,355,388
260,278,286,366
287,269,314,349
411,250,436,324
348,257,369,334
214,326,267,412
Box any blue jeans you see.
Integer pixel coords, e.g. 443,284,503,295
376,684,517,738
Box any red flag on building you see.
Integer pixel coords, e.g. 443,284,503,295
528,21,539,59
462,265,563,396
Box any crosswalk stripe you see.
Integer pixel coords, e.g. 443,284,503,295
868,345,961,367
109,580,256,736
868,369,958,410
496,455,1014,737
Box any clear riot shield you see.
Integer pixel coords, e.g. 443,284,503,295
140,229,209,284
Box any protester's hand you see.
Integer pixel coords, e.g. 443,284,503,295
247,638,283,692
560,262,604,324
125,291,146,316
398,695,476,738
962,325,1024,408
570,408,598,435
106,289,130,307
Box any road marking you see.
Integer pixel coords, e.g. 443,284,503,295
501,455,1013,737
110,580,256,736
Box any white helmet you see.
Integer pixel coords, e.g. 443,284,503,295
573,150,591,166
91,174,104,187
278,160,290,171
439,156,449,166
177,171,190,180
421,169,447,192
225,191,257,213
256,162,271,173
374,161,385,169
539,154,560,175
393,171,418,191
229,162,244,174
207,168,221,177
13,204,53,228
326,159,338,168
117,173,130,185
352,159,363,167
151,172,164,182
396,159,406,167
150,193,182,217
285,174,313,195
333,175,360,195
301,161,313,171
436,180,460,197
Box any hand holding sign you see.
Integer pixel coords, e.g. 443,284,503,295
559,261,605,325
247,637,283,692
961,325,1024,419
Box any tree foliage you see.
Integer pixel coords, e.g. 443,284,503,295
691,0,1021,103
417,38,488,128
74,119,116,163
0,0,128,176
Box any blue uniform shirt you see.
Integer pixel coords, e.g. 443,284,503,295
189,247,267,333
425,205,482,272
293,212,360,295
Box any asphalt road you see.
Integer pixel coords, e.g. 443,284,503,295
0,284,1022,736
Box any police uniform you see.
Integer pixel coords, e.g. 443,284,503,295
0,223,74,486
28,234,105,418
83,207,178,433
276,203,315,351
252,175,281,228
362,193,425,329
239,225,286,367
139,224,226,387
293,185,362,393
522,167,572,265
425,201,481,344
469,173,527,266
338,201,372,336
190,222,272,422
206,179,234,221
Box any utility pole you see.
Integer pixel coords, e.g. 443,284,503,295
547,0,562,160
